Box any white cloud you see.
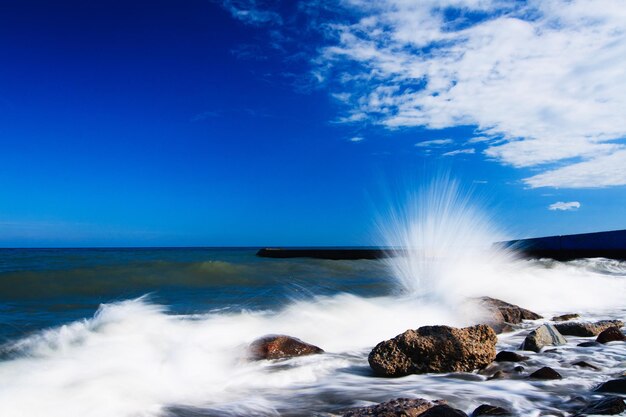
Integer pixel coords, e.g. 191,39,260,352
443,148,475,157
548,201,581,211
221,0,282,26
317,0,626,188
415,139,453,147
349,136,364,142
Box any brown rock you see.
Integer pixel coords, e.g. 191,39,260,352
577,396,625,416
342,398,444,417
555,320,623,337
471,404,510,416
573,361,600,370
529,366,562,380
475,297,541,333
368,324,497,377
495,351,528,362
420,405,469,417
596,327,626,344
248,335,323,360
552,313,579,322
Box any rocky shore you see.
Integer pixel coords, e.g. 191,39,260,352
247,297,626,416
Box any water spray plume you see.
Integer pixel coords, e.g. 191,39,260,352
380,176,511,303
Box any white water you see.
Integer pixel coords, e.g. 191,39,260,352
1,181,625,416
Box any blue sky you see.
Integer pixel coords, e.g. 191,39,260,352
1,0,625,247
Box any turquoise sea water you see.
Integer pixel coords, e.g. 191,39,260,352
0,248,390,342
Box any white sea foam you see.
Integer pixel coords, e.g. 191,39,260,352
0,179,625,416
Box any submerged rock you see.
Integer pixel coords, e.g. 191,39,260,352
596,327,626,344
596,378,626,394
529,366,562,380
552,313,580,322
555,320,623,337
573,361,600,370
368,324,497,377
248,335,323,360
476,297,542,333
576,396,626,416
420,405,469,417
577,341,602,348
495,351,528,362
521,324,567,352
342,398,444,417
471,404,510,416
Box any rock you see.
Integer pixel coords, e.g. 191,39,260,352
555,320,623,337
495,351,528,362
577,341,601,347
513,365,524,372
520,324,567,352
476,297,542,333
487,370,506,380
248,335,323,360
573,361,600,370
596,327,626,344
529,366,562,379
342,398,443,417
471,404,510,416
596,378,626,394
368,324,497,377
552,313,580,322
420,405,469,417
576,396,625,416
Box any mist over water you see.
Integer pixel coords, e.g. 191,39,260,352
0,179,625,416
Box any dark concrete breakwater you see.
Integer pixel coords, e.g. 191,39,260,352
257,229,626,260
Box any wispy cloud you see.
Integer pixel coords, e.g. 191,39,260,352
415,139,453,147
221,0,282,26
191,110,220,122
349,136,364,142
315,0,626,188
548,201,581,211
443,148,475,157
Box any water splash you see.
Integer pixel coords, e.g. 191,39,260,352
379,176,511,304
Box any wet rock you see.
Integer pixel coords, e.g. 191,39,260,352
520,324,567,352
577,341,601,348
596,327,626,344
472,404,510,416
552,313,580,322
495,351,528,362
555,320,623,337
487,370,506,380
476,297,542,333
369,324,497,377
529,366,562,379
576,396,625,416
573,361,600,370
420,405,469,417
248,335,323,360
342,398,444,417
595,378,626,394
513,365,524,372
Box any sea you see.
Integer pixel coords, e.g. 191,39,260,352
0,247,625,417
0,182,625,416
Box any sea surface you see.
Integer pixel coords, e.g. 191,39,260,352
0,247,625,417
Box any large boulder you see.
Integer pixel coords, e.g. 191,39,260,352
248,335,323,360
520,324,566,352
343,398,444,417
368,324,497,377
555,320,623,337
596,327,626,344
475,297,542,333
